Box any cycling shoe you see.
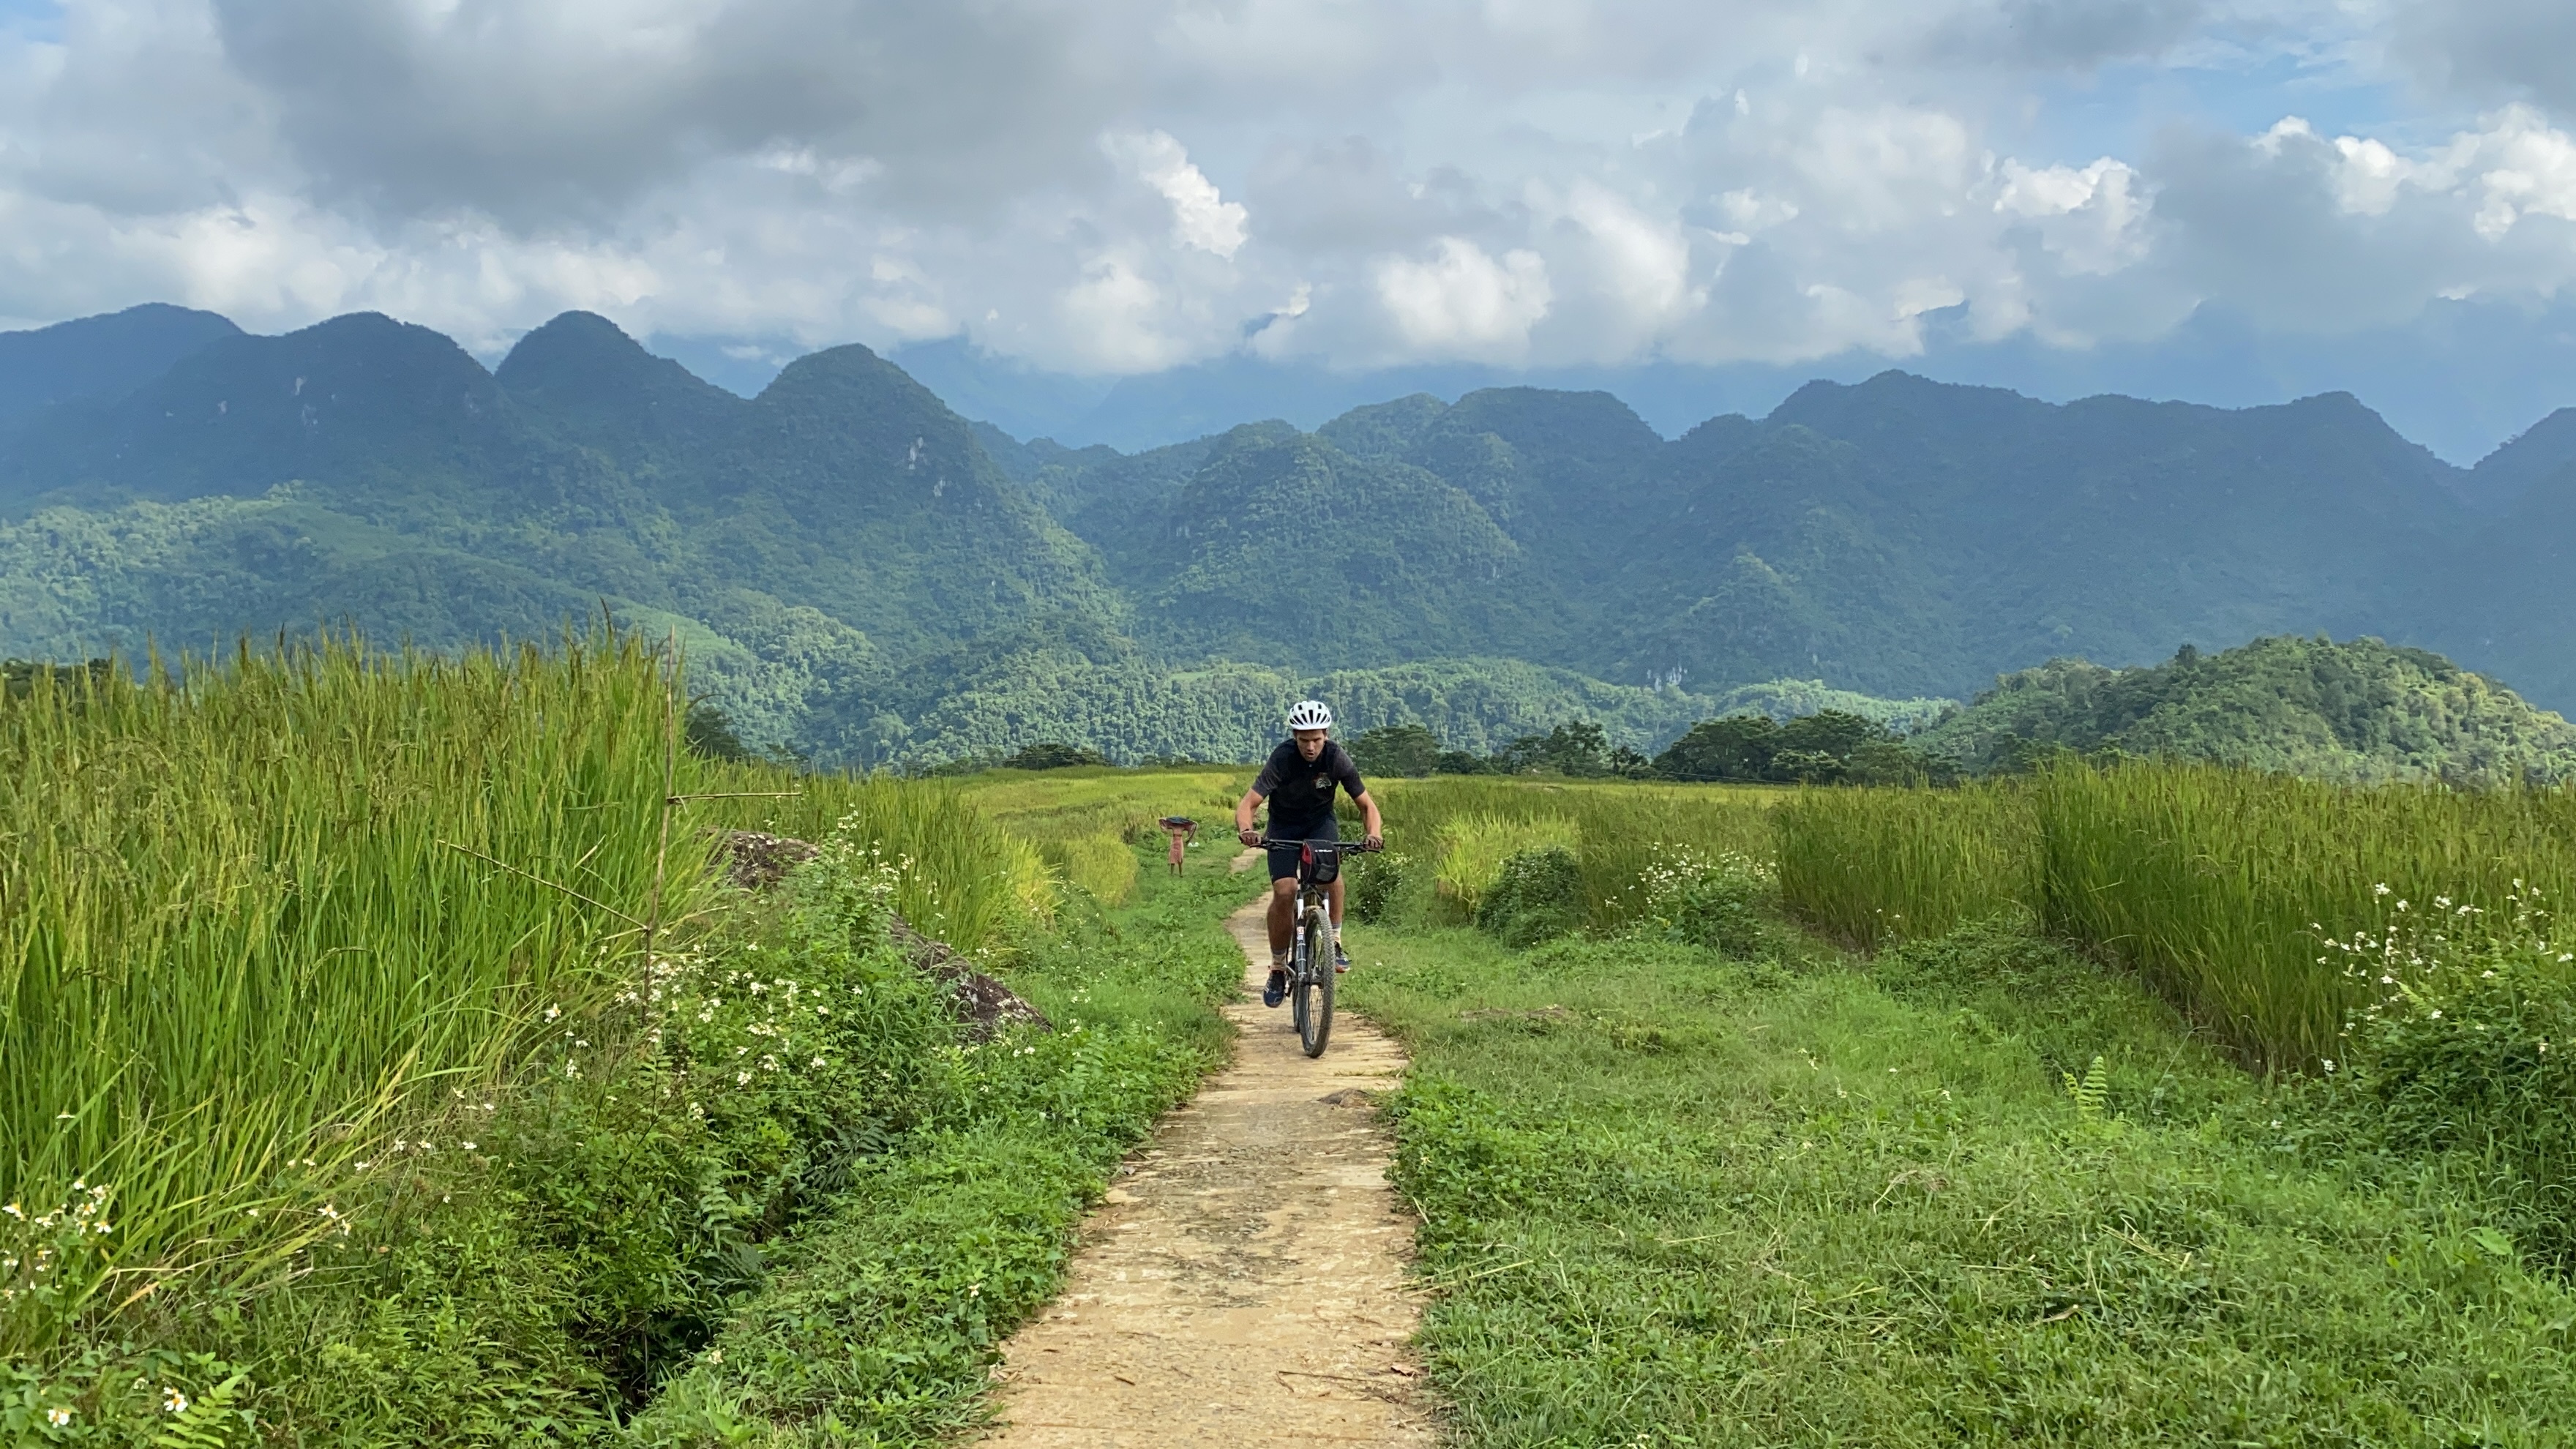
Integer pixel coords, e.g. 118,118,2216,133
1262,969,1289,1007
1333,942,1351,973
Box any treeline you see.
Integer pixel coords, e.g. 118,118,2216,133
1345,710,1952,785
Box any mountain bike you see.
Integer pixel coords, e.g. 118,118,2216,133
1260,836,1378,1057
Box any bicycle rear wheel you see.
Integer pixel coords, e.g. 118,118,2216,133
1297,899,1334,1057
1289,924,1312,1040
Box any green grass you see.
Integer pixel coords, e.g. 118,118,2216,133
1775,780,2037,946
0,632,723,1352
0,641,1252,1445
1778,762,2576,1070
1366,776,1779,932
621,842,1247,1446
0,634,1063,1356
1340,916,2576,1445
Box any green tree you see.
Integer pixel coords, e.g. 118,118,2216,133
1003,742,1109,770
1496,720,1614,776
1347,723,1442,778
683,700,752,761
1653,714,1779,782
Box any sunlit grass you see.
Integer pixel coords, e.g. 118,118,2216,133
1775,761,2576,1071
1368,776,1780,930
0,633,1045,1352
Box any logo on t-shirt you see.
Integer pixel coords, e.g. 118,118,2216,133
1312,774,1330,791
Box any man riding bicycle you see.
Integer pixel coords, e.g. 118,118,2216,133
1236,700,1385,1009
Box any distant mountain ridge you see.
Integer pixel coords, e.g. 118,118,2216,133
0,303,241,428
2,303,2574,765
1014,371,2520,703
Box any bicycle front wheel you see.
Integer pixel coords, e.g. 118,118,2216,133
1297,901,1334,1057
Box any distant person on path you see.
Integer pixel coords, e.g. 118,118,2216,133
1235,700,1384,1008
1160,816,1197,876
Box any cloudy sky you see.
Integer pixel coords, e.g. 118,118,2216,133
4,0,2575,456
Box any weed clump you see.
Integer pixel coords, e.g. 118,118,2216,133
2326,885,2576,1263
1346,850,1410,924
1476,847,1586,948
1630,847,1776,957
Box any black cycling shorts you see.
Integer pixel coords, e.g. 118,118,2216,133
1267,827,1339,883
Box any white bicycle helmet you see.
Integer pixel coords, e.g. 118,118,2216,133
1286,699,1334,731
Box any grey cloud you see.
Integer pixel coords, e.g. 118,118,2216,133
1,0,2569,386
2144,117,2576,334
1244,141,1502,255
2388,0,2576,111
1920,0,2207,69
209,0,1135,225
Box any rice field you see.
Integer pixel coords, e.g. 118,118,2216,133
1778,760,2576,1070
1366,776,1781,930
951,765,1248,905
0,632,1043,1356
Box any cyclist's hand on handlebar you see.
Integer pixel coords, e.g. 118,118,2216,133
1238,828,1262,847
1363,834,1384,852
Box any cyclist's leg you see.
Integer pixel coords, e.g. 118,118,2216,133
1265,854,1299,957
1326,875,1345,928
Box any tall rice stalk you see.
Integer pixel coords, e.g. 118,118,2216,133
0,632,1042,1350
2034,762,2576,1071
1775,782,2037,946
1367,777,1778,929
1773,760,2576,1071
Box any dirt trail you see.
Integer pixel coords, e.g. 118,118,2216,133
978,898,1435,1446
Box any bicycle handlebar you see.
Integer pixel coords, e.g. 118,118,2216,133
1251,836,1382,850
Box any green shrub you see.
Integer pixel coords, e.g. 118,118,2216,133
1630,847,1775,957
1378,776,1776,932
1477,846,1586,948
1347,850,1411,924
1431,812,1580,923
2330,886,2576,1262
1001,742,1109,770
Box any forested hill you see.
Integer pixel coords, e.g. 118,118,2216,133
1912,635,2576,785
4,302,2575,765
1006,375,2558,703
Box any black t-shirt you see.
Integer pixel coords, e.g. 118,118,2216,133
1252,739,1366,837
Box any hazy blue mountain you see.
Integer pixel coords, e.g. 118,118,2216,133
2428,457,2576,711
0,309,1125,759
1751,375,2463,680
869,295,2576,467
7,301,2576,765
2455,407,2576,515
0,303,242,430
1024,367,2479,704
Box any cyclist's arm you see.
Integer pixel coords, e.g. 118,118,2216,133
1352,788,1383,845
1235,786,1266,845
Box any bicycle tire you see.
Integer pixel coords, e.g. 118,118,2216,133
1289,921,1311,1040
1298,899,1334,1057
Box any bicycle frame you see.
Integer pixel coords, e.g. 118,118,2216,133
1259,836,1374,1057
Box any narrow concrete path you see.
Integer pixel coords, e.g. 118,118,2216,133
978,901,1435,1446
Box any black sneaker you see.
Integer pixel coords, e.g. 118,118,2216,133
1262,968,1289,1007
1333,942,1351,973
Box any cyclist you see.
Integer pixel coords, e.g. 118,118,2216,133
1235,700,1384,1008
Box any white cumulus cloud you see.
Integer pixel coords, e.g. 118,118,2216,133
0,0,2567,385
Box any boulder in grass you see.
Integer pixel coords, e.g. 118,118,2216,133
722,831,820,891
719,830,1052,1043
887,915,1055,1044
